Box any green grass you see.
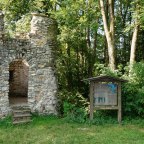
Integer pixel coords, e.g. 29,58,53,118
0,116,144,144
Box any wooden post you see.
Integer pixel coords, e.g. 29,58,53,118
118,82,122,123
90,82,94,120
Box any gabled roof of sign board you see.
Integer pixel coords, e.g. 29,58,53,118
83,75,127,82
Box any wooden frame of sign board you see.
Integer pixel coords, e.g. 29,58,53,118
85,75,127,123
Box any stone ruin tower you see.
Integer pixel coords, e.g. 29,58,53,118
0,12,58,118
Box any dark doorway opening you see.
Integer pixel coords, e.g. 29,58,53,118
9,59,29,105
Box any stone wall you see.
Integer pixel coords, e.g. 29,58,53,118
0,12,58,118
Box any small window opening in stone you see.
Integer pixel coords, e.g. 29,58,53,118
9,59,29,105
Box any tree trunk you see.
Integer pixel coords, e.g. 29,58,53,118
129,24,139,73
99,0,116,71
104,36,109,66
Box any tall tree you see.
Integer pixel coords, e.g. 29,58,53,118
99,0,116,71
129,23,139,73
129,1,141,73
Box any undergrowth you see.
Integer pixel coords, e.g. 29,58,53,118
0,114,144,128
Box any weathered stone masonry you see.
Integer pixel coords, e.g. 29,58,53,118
0,12,58,118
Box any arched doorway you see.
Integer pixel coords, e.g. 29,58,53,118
9,59,29,105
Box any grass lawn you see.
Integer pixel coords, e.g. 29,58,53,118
0,116,144,144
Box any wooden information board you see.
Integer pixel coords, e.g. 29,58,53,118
86,75,126,123
94,83,117,106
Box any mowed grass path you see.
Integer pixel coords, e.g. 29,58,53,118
0,117,144,144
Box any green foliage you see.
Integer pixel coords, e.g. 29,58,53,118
0,0,9,10
63,102,88,123
30,0,55,15
5,0,31,20
94,63,122,77
60,90,89,108
122,62,144,117
1,0,33,37
0,116,12,128
59,90,89,123
15,14,31,34
87,116,118,125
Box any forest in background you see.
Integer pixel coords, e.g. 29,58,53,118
0,0,144,120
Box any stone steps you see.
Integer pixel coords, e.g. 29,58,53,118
11,104,32,124
13,114,31,118
13,119,32,125
13,110,31,115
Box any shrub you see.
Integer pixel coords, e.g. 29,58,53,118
122,62,144,117
59,90,89,123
